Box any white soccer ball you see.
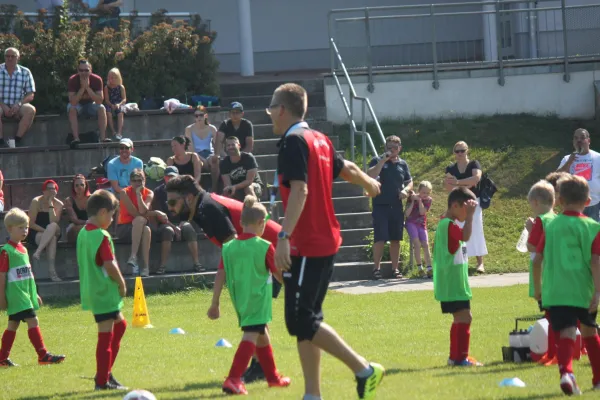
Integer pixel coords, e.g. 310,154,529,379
529,318,549,355
144,164,164,181
123,389,157,400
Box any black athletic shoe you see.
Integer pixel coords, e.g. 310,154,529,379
0,358,17,367
38,352,66,365
242,358,266,383
108,373,125,388
95,381,127,391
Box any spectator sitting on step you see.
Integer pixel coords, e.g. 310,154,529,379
65,174,90,243
107,138,143,194
117,169,152,277
67,59,109,145
26,180,63,282
220,136,263,201
103,68,126,140
167,136,202,183
150,166,204,275
215,102,254,156
0,47,36,148
184,106,219,192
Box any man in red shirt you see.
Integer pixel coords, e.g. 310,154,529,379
267,83,384,400
67,59,108,145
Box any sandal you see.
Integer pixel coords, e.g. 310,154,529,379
194,263,206,272
393,269,403,279
372,269,382,280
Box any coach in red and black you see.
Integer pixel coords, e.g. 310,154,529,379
267,83,385,400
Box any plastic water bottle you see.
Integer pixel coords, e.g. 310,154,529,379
516,228,529,253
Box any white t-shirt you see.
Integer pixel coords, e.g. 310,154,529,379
558,149,600,206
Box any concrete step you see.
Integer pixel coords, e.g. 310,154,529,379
220,78,325,98
221,93,325,110
340,228,371,246
266,196,370,216
277,212,372,231
336,245,368,263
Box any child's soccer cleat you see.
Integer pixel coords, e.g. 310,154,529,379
267,374,291,388
242,358,265,383
95,382,127,391
356,362,385,400
109,373,125,388
0,358,17,367
222,377,248,395
38,352,65,365
559,373,582,395
447,357,483,367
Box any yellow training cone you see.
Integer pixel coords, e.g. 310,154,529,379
132,276,153,328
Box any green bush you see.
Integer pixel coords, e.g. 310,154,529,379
0,7,219,114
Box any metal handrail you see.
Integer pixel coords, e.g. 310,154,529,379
329,38,385,169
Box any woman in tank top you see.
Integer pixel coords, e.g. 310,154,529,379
167,136,202,183
184,106,219,192
65,174,91,243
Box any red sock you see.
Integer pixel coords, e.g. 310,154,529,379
228,341,256,379
584,335,600,386
557,337,575,376
96,332,113,386
27,327,47,359
456,323,471,361
545,311,557,358
256,344,279,382
0,330,16,361
110,320,127,370
449,323,460,361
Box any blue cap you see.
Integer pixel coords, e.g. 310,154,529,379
164,166,179,176
230,102,243,111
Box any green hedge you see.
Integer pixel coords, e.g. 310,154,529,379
0,6,219,114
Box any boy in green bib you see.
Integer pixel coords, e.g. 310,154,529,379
77,190,128,391
207,195,290,395
0,208,65,367
533,175,600,395
433,187,482,367
525,180,557,365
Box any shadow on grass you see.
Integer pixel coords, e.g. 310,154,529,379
434,360,538,377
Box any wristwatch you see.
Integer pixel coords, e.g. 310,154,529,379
278,230,291,240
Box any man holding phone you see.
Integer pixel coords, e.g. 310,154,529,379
557,128,600,221
367,135,413,279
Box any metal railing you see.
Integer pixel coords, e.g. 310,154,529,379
329,0,600,91
329,38,385,170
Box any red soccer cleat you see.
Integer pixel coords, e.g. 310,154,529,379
222,377,248,395
267,374,291,388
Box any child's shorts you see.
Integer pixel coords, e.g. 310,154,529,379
94,310,121,323
405,222,428,242
241,324,267,334
548,306,598,331
441,300,470,314
8,308,36,322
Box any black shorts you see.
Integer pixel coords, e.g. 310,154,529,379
94,310,121,323
284,255,335,342
272,279,283,299
548,306,598,332
372,204,404,242
241,324,267,334
8,308,36,322
441,300,471,314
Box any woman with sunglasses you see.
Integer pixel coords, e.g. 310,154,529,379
184,106,219,192
65,174,90,243
444,141,487,273
167,136,202,183
26,180,64,282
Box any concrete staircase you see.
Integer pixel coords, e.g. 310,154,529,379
2,75,379,299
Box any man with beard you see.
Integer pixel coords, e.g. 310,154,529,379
220,136,263,202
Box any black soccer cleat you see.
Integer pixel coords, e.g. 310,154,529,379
0,358,18,367
242,358,266,383
38,352,66,365
95,381,128,391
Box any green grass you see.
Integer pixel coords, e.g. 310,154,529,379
335,114,594,274
2,286,598,399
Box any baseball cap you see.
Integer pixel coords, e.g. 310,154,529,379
95,177,111,188
165,166,179,177
230,102,244,111
119,138,133,148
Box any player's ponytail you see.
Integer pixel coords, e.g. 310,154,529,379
241,195,267,226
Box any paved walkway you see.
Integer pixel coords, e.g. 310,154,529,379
329,273,529,295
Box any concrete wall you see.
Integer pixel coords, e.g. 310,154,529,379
324,62,600,123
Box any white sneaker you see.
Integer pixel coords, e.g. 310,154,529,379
476,264,485,273
127,257,139,276
560,373,582,395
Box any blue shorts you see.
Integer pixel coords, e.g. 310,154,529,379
67,103,104,117
197,149,213,160
372,204,404,242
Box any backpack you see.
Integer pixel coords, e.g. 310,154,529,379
477,172,498,210
89,155,118,179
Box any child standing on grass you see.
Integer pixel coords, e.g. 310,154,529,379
0,208,65,367
103,68,127,140
207,195,290,396
524,180,557,365
533,175,600,395
77,190,128,391
433,187,483,367
405,181,433,278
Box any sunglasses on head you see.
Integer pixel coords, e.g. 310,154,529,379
454,149,467,154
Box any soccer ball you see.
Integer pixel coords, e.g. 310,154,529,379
144,163,165,181
123,389,156,400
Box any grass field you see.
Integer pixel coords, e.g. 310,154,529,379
336,115,597,274
2,285,599,399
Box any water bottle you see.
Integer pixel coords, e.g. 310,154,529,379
516,228,529,253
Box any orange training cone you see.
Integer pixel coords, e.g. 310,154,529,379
132,276,153,328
